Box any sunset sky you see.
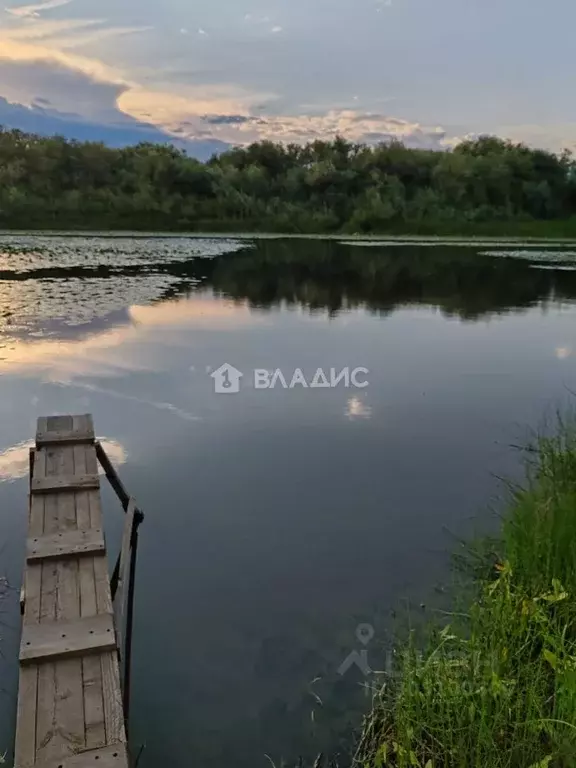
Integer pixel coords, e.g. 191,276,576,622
0,0,575,153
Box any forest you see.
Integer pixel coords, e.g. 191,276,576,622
0,127,576,234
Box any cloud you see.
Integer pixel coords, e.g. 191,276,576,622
1,0,574,162
492,123,576,154
0,58,126,120
0,10,452,155
0,11,248,147
118,84,268,129
5,0,72,18
0,0,459,153
0,28,131,95
203,114,253,125
0,94,230,159
0,0,492,155
188,109,451,149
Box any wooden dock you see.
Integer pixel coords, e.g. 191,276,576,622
14,415,135,768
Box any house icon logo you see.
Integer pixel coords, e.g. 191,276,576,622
211,363,244,394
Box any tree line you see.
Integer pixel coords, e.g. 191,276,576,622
0,127,575,233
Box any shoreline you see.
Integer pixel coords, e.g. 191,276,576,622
356,421,576,767
2,230,576,247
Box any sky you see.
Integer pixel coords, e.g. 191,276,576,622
0,0,575,154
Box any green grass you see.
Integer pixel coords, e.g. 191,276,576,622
355,420,576,768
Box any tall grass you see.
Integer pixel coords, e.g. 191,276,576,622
356,422,576,767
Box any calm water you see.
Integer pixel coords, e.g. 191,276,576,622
1,235,576,766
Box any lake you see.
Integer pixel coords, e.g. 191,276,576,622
1,235,576,767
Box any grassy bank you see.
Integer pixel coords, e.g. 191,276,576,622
356,423,576,767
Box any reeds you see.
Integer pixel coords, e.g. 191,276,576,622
356,421,576,767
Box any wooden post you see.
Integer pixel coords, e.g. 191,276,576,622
28,447,35,486
123,520,140,726
114,500,136,668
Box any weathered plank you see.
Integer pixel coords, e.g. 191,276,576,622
100,650,126,745
35,448,66,763
20,613,116,664
31,474,100,494
85,436,127,746
52,443,86,760
36,431,95,447
85,433,127,745
74,437,107,751
14,448,46,767
47,415,73,430
39,743,129,768
16,415,129,768
27,528,105,563
36,425,95,447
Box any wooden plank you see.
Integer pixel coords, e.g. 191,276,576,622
36,427,95,446
52,443,85,758
27,528,105,563
74,437,107,751
35,451,62,763
36,433,95,447
87,443,127,746
20,613,116,664
39,743,129,768
14,447,46,767
46,415,73,433
100,651,126,745
37,416,49,434
36,415,94,446
82,654,107,750
114,499,135,670
31,474,100,494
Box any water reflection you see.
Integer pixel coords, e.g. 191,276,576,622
556,346,573,360
1,236,576,768
202,240,576,320
0,438,126,482
0,293,260,379
0,238,575,392
1,239,576,361
344,396,372,421
0,239,575,351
